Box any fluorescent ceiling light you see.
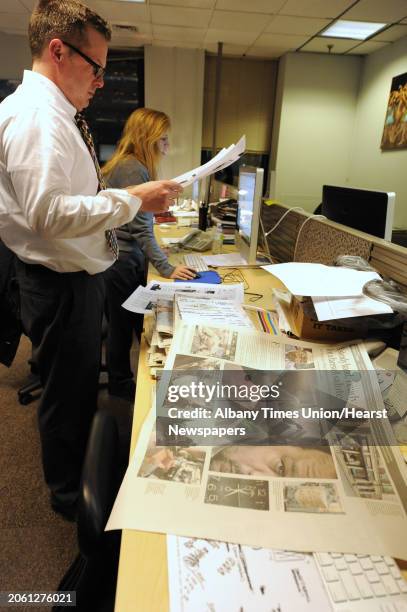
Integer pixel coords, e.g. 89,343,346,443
321,20,386,40
115,0,145,3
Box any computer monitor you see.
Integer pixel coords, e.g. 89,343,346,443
99,144,116,163
321,185,395,241
235,166,264,264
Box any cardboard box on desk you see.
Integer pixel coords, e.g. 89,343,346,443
289,295,366,341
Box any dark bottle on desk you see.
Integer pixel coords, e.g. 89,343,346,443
198,202,208,231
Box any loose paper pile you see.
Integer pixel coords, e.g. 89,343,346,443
262,263,393,321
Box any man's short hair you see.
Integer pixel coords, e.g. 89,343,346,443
29,0,112,58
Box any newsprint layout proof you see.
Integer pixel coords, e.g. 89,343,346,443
106,324,407,560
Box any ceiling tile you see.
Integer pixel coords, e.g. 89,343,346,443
209,10,271,31
88,1,150,23
343,0,407,23
129,21,152,35
111,40,145,49
281,0,356,19
265,15,330,35
151,6,211,28
205,42,249,55
245,46,287,58
111,31,151,48
151,40,203,49
2,0,29,13
111,21,152,38
300,36,357,53
0,13,30,33
373,24,407,42
152,24,206,42
204,28,259,45
347,40,389,54
254,32,309,48
215,0,286,13
150,0,215,7
17,0,35,11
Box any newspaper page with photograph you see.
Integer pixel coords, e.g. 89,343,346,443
106,324,407,560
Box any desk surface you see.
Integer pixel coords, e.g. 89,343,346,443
114,230,406,611
115,229,280,612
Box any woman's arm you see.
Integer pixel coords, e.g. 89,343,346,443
131,210,175,276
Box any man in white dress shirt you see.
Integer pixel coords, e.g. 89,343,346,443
0,0,181,521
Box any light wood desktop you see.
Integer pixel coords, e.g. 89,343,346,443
114,226,407,611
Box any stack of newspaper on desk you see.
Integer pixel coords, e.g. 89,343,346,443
146,293,255,378
145,299,173,377
129,280,251,377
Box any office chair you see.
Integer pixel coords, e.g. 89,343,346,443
53,411,122,612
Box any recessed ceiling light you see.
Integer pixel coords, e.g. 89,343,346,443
321,20,386,40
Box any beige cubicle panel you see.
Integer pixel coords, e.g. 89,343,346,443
261,202,407,289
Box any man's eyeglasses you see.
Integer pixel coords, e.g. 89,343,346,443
62,40,106,80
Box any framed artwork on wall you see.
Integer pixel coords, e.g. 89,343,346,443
381,72,407,150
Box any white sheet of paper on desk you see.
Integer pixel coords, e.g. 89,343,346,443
121,281,245,314
167,535,331,612
173,136,245,188
262,262,381,297
312,294,393,321
161,237,180,246
203,253,248,267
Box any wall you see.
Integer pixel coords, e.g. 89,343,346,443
144,45,204,192
349,36,407,229
0,32,31,79
271,52,362,211
202,56,277,153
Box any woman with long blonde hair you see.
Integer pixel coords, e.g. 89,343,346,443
102,108,195,400
103,107,169,181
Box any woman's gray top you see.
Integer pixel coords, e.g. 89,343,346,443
106,158,174,277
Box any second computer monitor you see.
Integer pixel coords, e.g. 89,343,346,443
321,185,395,241
235,166,264,264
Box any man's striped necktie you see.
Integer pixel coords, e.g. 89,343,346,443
74,113,119,260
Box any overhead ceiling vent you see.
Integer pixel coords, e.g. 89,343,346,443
112,23,139,34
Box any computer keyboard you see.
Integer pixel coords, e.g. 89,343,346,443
183,254,210,272
314,551,407,611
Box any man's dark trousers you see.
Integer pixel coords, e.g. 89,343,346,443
15,259,105,508
103,244,145,390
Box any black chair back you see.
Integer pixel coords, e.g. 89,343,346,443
78,411,119,558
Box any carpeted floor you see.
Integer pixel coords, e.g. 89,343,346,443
0,335,136,612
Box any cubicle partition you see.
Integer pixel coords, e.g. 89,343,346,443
261,202,407,289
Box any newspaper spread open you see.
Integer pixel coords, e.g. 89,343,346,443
106,324,407,560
